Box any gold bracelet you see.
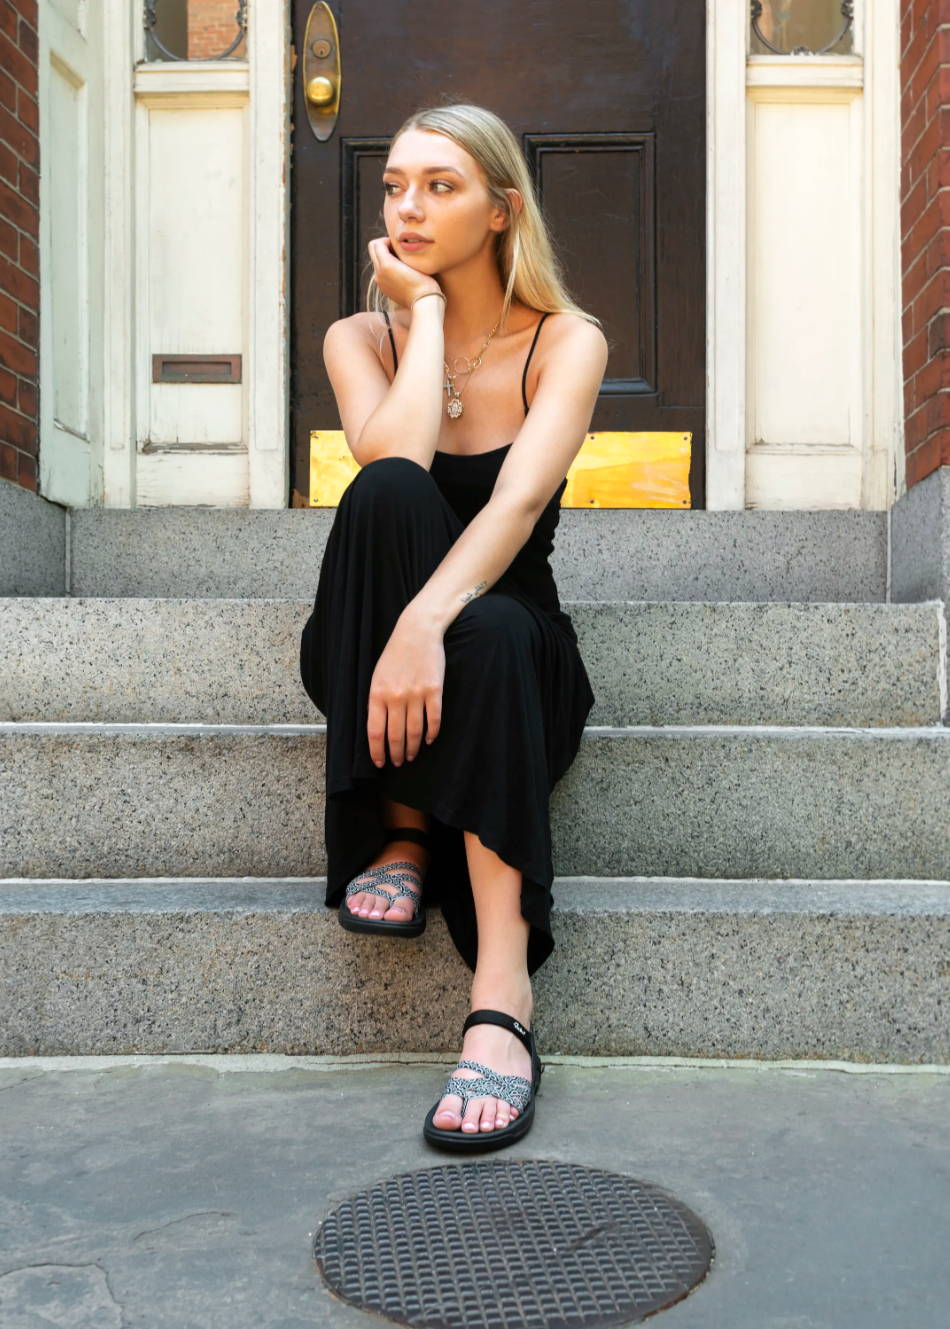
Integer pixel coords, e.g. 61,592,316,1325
410,291,447,309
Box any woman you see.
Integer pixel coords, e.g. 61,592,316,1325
299,101,608,1151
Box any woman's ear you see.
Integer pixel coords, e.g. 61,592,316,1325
491,187,524,234
504,187,524,226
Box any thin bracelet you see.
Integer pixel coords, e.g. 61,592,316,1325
410,291,447,309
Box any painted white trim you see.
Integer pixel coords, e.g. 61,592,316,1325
101,11,289,507
246,1,291,507
706,0,748,510
102,0,135,507
864,0,904,507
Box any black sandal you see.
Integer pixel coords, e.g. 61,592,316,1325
338,825,431,938
422,1008,544,1152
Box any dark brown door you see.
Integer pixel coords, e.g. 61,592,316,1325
289,2,706,507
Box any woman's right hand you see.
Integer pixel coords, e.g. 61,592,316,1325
368,236,444,310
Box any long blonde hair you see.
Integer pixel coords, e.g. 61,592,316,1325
366,101,603,334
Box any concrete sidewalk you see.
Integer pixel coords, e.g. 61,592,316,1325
0,1053,947,1328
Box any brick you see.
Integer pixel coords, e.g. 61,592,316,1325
9,0,37,30
0,363,15,405
905,324,930,376
17,85,37,132
0,288,15,333
0,400,35,448
17,302,35,342
17,374,34,414
0,249,36,307
0,140,16,186
902,170,927,232
0,175,36,234
0,326,35,377
0,1,15,42
17,14,36,62
0,28,33,89
907,429,950,484
0,439,18,480
17,157,36,206
907,116,942,193
0,100,38,167
912,266,950,329
18,229,35,276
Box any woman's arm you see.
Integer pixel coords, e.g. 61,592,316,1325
346,296,446,466
323,237,445,468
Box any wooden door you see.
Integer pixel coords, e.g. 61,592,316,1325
290,1,706,507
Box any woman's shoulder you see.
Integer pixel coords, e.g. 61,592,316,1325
535,311,609,367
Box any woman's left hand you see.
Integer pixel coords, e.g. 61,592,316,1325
367,615,445,766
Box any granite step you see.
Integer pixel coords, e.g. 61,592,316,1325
0,597,944,727
0,877,946,1061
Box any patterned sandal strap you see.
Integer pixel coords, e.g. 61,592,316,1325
441,1060,533,1113
344,866,422,904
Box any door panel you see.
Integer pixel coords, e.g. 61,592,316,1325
290,1,706,506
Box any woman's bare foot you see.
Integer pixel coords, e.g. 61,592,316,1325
432,979,534,1134
344,835,429,920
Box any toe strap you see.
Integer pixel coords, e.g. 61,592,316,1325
344,864,422,905
440,1060,533,1113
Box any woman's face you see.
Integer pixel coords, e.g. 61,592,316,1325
381,128,505,274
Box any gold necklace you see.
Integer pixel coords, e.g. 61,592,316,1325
443,314,502,419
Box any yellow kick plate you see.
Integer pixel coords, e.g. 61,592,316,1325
308,430,692,509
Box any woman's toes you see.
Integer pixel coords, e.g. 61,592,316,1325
460,1103,482,1133
434,1096,462,1129
480,1099,500,1131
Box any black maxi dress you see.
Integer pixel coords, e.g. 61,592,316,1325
298,310,596,976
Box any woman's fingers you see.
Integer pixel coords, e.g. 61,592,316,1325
367,690,442,765
424,688,441,746
366,693,389,767
402,696,426,763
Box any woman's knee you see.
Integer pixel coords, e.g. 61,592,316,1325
349,454,434,501
449,593,539,653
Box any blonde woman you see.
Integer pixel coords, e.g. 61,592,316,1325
299,102,608,1151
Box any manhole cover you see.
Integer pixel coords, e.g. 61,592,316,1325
313,1159,714,1328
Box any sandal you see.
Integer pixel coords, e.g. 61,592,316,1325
422,1008,544,1152
338,825,430,938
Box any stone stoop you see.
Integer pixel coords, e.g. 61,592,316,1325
1,587,947,1062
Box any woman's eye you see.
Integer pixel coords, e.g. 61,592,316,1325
382,181,452,194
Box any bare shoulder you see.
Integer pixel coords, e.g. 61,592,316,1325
323,310,386,345
323,310,394,369
540,311,609,365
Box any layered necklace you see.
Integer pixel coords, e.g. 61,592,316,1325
443,310,502,419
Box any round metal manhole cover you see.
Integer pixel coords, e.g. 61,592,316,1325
313,1159,714,1328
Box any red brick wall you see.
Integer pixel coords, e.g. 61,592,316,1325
189,2,247,60
901,0,950,488
0,0,38,494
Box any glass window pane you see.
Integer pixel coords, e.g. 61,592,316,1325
750,1,855,56
144,0,248,62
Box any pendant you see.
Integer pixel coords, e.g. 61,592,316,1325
447,397,464,419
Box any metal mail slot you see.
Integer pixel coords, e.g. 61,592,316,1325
152,354,242,384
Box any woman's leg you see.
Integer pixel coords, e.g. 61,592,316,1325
342,797,431,921
431,833,535,1135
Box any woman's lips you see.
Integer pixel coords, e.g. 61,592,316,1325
399,237,432,249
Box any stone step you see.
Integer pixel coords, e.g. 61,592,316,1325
61,505,890,601
1,597,944,727
1,722,947,879
0,877,945,1060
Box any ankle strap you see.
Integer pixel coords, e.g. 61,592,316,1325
384,825,431,850
463,1007,533,1056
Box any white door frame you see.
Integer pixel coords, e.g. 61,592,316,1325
90,1,898,511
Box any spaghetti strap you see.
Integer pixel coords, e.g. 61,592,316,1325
382,309,399,373
521,312,551,415
385,306,548,411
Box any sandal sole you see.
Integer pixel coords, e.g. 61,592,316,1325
422,1095,536,1151
337,899,426,937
